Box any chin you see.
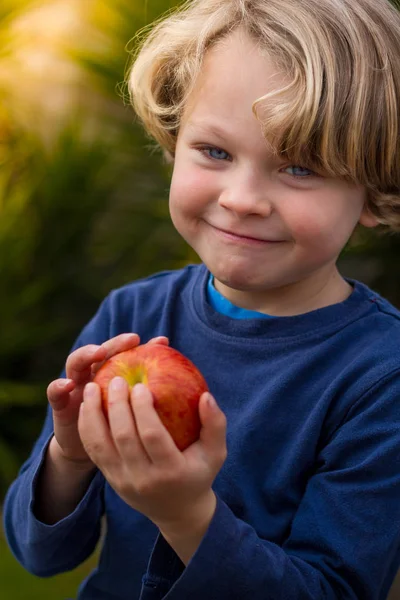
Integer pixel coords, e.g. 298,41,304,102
210,268,260,292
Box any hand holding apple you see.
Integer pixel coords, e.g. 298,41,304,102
46,333,168,466
78,370,227,560
93,342,208,450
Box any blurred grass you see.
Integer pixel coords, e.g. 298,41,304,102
0,517,99,600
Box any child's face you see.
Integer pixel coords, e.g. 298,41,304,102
169,29,376,314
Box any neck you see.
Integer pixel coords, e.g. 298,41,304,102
213,266,353,317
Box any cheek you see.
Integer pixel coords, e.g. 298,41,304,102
168,165,213,240
169,163,216,213
286,199,358,255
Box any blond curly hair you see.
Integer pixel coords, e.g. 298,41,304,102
127,0,400,231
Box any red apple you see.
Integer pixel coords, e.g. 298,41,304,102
93,342,208,451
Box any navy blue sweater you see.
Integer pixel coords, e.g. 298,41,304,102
4,264,400,599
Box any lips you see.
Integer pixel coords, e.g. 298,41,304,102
210,224,282,243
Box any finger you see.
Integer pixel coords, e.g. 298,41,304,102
107,377,150,464
78,382,119,468
47,379,76,412
66,345,108,383
91,333,141,376
147,336,169,346
131,384,179,465
48,378,85,430
101,333,141,358
197,392,227,469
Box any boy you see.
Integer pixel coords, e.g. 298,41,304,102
4,0,400,598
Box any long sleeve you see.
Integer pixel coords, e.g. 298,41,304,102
141,369,400,600
2,403,106,576
2,296,114,577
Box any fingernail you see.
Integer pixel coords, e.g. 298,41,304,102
132,383,150,400
133,383,145,394
59,379,73,389
206,392,217,410
110,376,126,391
84,382,97,397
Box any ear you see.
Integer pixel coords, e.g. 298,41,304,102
358,203,379,229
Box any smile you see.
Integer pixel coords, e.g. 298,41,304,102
209,224,284,246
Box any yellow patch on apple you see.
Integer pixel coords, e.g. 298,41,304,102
93,342,209,451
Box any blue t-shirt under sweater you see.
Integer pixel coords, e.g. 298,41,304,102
4,264,400,600
207,274,274,319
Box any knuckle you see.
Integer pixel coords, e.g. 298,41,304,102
66,347,83,367
135,477,154,496
163,467,183,484
114,429,132,447
84,439,104,458
140,427,161,446
67,345,99,370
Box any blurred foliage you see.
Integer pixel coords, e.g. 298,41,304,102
0,0,399,505
73,0,176,97
340,228,400,306
0,0,189,500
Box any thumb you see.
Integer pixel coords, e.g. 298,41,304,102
198,392,227,465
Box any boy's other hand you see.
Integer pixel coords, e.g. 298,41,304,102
47,334,169,467
78,378,227,536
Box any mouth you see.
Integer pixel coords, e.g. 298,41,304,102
209,224,283,245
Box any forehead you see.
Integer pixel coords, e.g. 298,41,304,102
181,30,288,127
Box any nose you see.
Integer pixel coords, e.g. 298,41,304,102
218,170,273,217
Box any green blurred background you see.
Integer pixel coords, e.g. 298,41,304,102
0,1,399,598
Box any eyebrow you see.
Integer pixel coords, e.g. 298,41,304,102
184,120,296,167
185,121,232,141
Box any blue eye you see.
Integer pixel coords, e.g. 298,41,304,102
198,146,230,161
197,146,316,179
284,166,314,178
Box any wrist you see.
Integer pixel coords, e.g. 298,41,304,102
161,490,216,534
34,437,97,525
158,491,217,565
